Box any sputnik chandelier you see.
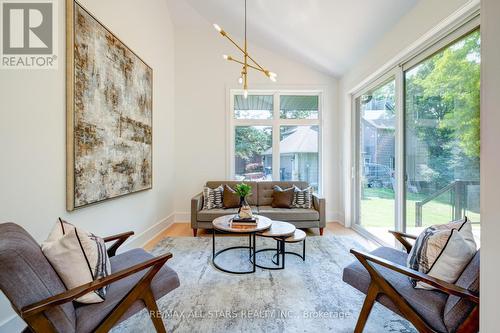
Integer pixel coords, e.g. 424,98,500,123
213,0,277,98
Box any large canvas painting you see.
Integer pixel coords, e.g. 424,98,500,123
66,0,153,211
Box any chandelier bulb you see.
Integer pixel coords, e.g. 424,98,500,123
270,76,277,82
222,54,229,60
268,71,277,78
213,24,222,32
243,89,248,99
238,77,243,85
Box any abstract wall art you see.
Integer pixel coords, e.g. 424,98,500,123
66,0,153,210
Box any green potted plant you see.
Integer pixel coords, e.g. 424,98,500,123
235,183,253,218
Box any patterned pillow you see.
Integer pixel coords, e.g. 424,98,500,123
41,218,111,304
292,186,312,209
407,217,477,289
202,185,223,210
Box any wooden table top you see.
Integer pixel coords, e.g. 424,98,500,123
212,214,272,233
258,221,296,238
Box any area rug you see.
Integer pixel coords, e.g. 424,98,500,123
112,235,417,333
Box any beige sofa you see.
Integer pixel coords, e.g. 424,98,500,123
191,181,325,237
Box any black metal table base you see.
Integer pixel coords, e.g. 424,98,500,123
212,229,257,274
212,229,305,274
272,238,306,265
249,239,286,270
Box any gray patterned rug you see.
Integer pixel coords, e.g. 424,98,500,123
112,234,416,333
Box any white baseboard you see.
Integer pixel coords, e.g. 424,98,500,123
174,212,190,223
0,314,25,333
122,213,176,251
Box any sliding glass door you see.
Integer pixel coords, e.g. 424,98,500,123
355,79,397,243
354,25,480,244
404,30,480,237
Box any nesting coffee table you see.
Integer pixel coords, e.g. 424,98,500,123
212,215,305,274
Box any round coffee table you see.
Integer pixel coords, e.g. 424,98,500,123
212,214,272,274
253,221,296,270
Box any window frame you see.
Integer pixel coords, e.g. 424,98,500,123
228,89,323,193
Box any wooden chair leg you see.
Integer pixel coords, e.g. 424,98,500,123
354,282,379,333
319,227,324,236
192,228,197,237
143,288,167,333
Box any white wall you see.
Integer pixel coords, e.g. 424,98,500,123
170,1,340,222
480,0,500,330
338,0,471,226
0,0,176,330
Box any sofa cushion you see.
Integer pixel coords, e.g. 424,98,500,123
343,247,448,333
206,181,258,205
271,185,295,208
257,181,308,206
443,249,480,333
258,206,319,221
197,207,259,222
75,248,180,333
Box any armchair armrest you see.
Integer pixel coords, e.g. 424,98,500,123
103,231,134,257
21,252,173,318
312,193,325,227
388,230,417,253
350,249,479,304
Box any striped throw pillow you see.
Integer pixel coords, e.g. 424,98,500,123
202,185,223,210
407,217,477,289
41,219,111,304
292,186,312,209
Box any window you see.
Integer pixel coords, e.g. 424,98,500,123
352,21,480,245
230,92,322,191
404,30,480,236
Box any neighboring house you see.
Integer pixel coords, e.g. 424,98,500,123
263,126,319,189
361,109,395,170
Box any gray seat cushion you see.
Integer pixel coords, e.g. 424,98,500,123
443,250,479,332
75,248,180,333
197,207,258,221
343,247,448,333
258,206,319,221
0,223,76,333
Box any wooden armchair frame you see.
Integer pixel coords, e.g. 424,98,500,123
21,231,172,333
351,231,479,333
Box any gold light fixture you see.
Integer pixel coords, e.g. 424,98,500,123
214,0,277,98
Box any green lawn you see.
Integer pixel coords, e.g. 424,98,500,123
360,188,480,229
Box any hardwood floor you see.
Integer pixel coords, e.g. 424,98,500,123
144,222,377,251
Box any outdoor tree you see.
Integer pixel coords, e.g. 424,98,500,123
406,30,480,187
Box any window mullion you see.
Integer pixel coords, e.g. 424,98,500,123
272,93,280,181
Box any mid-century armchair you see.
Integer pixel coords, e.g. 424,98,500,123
343,230,479,333
0,222,180,333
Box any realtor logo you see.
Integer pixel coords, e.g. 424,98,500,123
1,0,57,69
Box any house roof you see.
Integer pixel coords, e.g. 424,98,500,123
362,110,395,130
264,126,318,155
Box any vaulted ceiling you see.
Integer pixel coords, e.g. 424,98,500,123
169,0,419,77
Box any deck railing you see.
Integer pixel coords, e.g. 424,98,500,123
415,180,480,227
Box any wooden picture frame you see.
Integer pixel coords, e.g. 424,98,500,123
66,0,153,211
